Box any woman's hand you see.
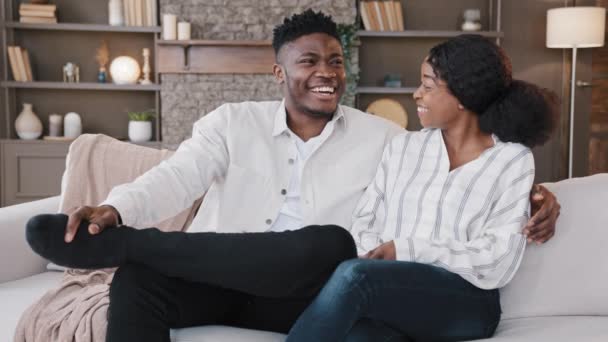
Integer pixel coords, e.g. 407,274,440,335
361,241,397,260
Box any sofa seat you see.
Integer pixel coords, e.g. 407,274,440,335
3,271,608,342
0,271,286,342
478,316,608,342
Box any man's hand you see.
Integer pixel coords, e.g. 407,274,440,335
524,184,561,245
64,205,120,243
361,241,397,260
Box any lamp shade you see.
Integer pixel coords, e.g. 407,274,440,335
547,7,606,48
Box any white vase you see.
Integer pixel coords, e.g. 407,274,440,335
128,121,152,142
108,0,124,26
15,103,42,140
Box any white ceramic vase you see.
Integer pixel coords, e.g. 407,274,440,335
128,121,152,142
15,103,42,140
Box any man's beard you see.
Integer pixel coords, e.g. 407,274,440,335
285,78,339,118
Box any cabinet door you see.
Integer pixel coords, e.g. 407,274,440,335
1,141,70,207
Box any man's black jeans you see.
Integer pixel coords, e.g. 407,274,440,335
103,225,357,342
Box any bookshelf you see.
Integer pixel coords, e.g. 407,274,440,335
355,0,503,131
0,0,161,206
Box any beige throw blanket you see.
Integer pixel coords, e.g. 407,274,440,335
15,134,202,342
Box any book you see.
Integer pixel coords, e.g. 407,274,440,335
7,46,22,81
365,1,379,31
22,49,33,81
19,16,58,24
123,0,130,25
151,0,157,26
359,1,372,30
128,0,136,26
135,0,143,26
19,10,56,18
383,0,396,31
372,1,385,31
19,4,56,12
394,0,404,30
13,46,28,82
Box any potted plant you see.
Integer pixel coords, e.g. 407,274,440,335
127,110,155,142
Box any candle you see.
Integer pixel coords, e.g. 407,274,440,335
162,14,177,40
49,114,62,137
177,22,191,41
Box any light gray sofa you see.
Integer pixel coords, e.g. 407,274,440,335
1,174,607,342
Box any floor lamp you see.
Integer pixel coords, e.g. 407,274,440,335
546,6,606,178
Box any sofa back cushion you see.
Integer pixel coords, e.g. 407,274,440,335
59,134,201,232
500,173,608,319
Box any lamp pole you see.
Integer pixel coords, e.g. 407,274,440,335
568,46,577,179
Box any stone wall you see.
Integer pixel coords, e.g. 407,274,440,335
159,0,357,146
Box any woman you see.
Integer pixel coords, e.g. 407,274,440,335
286,34,557,342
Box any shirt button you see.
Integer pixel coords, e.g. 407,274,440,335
288,158,295,164
266,219,272,225
281,189,287,195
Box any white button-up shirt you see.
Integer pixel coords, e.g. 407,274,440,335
352,129,535,289
103,100,401,233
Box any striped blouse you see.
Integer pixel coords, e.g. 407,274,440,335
351,128,535,289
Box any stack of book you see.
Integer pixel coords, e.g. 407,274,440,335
360,0,405,32
124,0,158,27
7,46,34,82
19,3,57,24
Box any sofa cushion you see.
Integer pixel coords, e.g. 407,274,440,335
170,326,285,342
0,272,63,342
474,316,608,342
499,174,608,319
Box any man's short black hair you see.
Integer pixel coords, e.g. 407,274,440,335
272,9,341,56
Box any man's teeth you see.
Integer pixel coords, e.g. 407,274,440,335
311,86,335,94
417,106,428,113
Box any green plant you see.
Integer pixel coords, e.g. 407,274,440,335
337,23,360,107
127,110,155,121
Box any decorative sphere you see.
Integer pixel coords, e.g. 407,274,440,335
109,56,141,85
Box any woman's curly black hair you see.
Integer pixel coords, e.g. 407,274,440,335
272,9,340,55
427,34,558,148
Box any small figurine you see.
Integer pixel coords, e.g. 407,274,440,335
63,62,80,83
462,9,482,32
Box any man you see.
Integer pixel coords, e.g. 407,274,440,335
26,10,560,342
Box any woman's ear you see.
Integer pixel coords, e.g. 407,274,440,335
273,64,285,84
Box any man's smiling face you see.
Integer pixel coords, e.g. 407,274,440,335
274,32,346,118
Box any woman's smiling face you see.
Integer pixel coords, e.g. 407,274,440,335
413,60,463,129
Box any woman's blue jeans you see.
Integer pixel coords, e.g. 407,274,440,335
287,259,501,342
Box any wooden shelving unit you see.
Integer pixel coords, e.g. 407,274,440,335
0,0,162,206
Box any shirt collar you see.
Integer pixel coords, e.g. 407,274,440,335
272,99,347,137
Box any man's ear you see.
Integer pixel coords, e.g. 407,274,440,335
273,63,285,84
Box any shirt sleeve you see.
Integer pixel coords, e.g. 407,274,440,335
350,138,395,256
393,150,535,289
101,105,230,228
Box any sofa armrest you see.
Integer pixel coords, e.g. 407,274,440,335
0,196,60,283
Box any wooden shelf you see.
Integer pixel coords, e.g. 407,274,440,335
1,81,161,91
357,30,504,38
3,22,161,33
356,86,418,94
157,39,271,46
